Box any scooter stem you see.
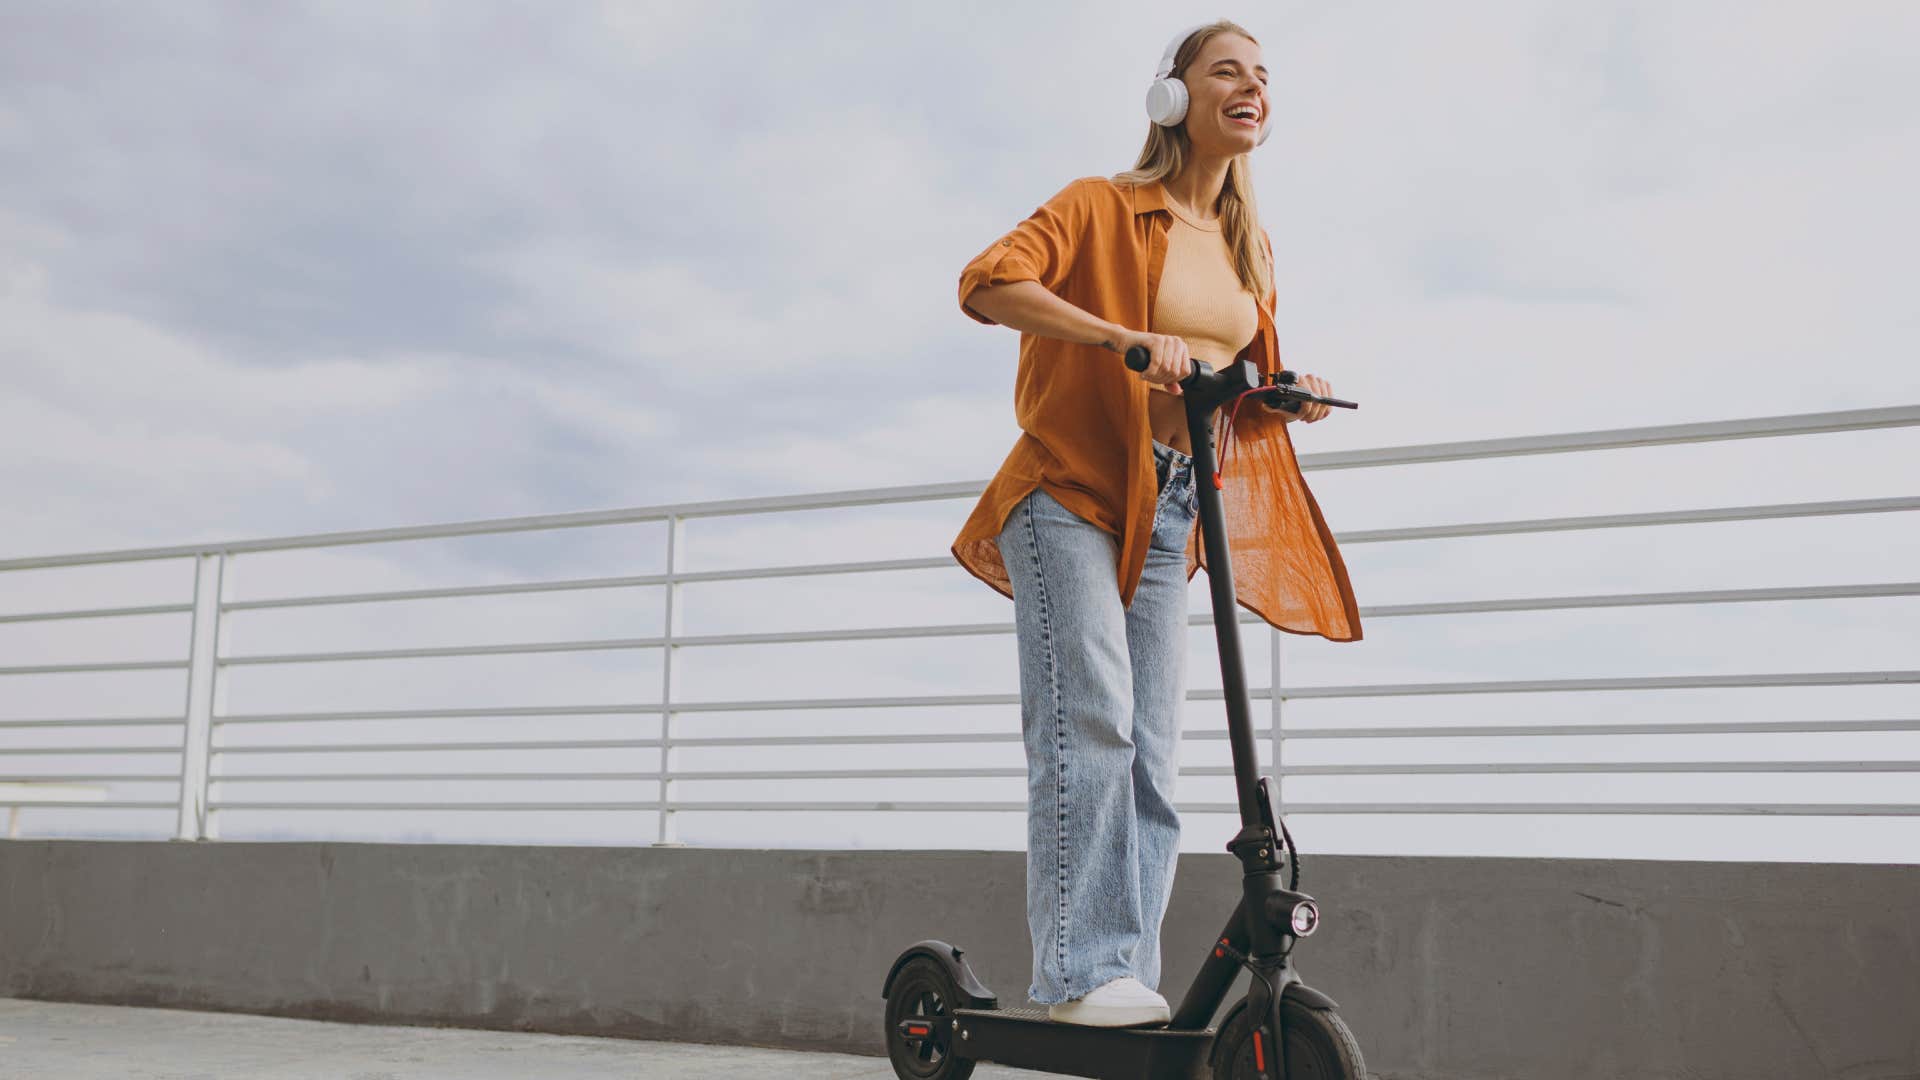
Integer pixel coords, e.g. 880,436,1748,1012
1177,359,1268,832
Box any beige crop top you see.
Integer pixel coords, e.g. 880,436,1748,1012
1149,202,1258,373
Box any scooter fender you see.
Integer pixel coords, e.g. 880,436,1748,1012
880,940,999,1008
1281,981,1339,1011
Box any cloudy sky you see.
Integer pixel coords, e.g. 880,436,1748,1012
2,2,1917,858
5,0,1916,555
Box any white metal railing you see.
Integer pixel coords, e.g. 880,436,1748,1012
1,404,1917,844
1,782,108,838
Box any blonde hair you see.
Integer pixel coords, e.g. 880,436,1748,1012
1113,20,1272,300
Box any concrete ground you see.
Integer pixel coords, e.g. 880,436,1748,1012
0,997,1071,1079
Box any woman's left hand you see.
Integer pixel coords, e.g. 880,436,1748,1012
1269,372,1334,423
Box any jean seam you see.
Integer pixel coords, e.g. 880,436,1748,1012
1021,494,1071,993
1153,464,1196,539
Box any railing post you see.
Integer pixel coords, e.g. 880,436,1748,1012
654,516,685,846
174,552,227,840
1269,625,1284,813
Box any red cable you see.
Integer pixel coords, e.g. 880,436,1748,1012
1212,387,1268,490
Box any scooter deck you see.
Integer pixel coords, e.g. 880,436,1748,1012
949,1007,1214,1080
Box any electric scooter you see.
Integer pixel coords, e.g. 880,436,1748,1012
882,348,1364,1080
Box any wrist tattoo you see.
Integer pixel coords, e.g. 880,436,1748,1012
1099,339,1119,353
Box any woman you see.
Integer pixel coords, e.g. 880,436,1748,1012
952,21,1362,1027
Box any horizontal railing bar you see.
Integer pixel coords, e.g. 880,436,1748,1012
681,731,1221,746
221,694,1020,720
193,799,1920,815
206,720,1218,746
222,693,1239,723
1281,670,1920,699
0,775,180,783
221,622,1015,665
114,729,1226,753
0,660,188,676
676,622,1006,648
0,716,183,729
695,761,1208,778
675,556,953,584
701,800,1920,816
44,749,1912,780
680,766,1022,781
1357,581,1920,618
0,483,987,570
0,747,182,757
675,731,1023,747
205,800,1034,812
676,693,1022,712
204,759,1234,780
217,705,664,724
204,732,1217,754
220,558,958,613
0,603,192,624
692,800,1145,813
212,738,662,755
213,768,1019,783
200,799,1917,816
208,801,670,811
1282,718,1920,739
216,773,665,783
1299,404,1920,471
223,575,675,611
198,761,1920,783
1274,761,1920,775
0,801,180,810
1336,495,1920,545
221,637,669,666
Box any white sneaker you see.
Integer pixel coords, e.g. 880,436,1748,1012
1046,976,1171,1028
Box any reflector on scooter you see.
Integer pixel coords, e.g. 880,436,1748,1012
1291,900,1320,936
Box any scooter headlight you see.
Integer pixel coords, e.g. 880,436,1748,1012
1290,900,1320,937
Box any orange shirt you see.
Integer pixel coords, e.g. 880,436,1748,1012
952,176,1362,642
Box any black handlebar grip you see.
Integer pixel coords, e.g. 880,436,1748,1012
1124,345,1151,372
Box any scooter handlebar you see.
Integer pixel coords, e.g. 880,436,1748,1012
1123,345,1358,410
1124,344,1199,383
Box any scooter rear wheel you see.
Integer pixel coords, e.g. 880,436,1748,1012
1212,997,1366,1079
883,956,976,1080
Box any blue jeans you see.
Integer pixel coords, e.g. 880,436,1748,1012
995,440,1198,1004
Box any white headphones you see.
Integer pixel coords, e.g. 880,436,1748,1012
1144,23,1270,146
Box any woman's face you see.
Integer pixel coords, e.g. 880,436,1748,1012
1179,33,1269,158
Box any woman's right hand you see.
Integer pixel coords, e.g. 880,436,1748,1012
1114,330,1192,396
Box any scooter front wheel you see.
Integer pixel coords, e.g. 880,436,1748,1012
1212,997,1366,1079
883,956,977,1080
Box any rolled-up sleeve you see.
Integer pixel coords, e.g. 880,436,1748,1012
957,178,1090,325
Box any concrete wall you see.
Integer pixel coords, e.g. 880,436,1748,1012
1,840,1915,1079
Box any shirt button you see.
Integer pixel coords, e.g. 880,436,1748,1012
1001,239,1013,246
